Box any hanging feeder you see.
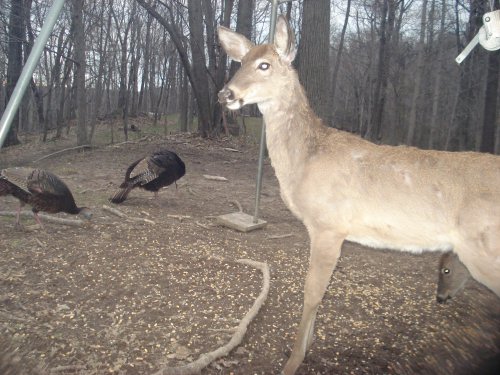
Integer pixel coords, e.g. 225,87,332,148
456,9,500,64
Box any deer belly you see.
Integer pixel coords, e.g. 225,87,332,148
346,219,454,253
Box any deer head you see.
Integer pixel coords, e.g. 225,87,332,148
218,16,297,111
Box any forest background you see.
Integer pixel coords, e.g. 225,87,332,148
0,0,499,153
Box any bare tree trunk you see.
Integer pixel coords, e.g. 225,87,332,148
297,0,331,123
24,0,44,132
4,0,24,147
154,54,169,127
330,0,351,128
0,53,5,114
429,0,446,149
72,0,88,145
215,0,235,133
187,0,213,137
136,0,214,136
110,0,133,141
130,8,141,118
139,13,153,113
89,2,112,142
369,0,397,141
55,54,72,139
229,0,253,78
44,27,67,142
179,70,189,132
149,54,156,115
406,0,428,146
480,50,499,153
447,0,485,151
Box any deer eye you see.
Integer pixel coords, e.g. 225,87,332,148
442,268,450,275
258,62,270,71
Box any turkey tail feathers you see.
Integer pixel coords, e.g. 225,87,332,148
109,185,133,204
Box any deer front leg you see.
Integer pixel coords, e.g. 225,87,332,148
282,231,344,375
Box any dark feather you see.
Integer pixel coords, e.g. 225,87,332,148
110,149,185,204
0,168,92,224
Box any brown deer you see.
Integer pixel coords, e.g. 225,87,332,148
217,16,500,375
436,252,471,303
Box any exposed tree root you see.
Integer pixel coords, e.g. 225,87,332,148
152,259,270,375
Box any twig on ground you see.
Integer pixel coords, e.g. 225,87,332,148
0,211,85,227
267,233,294,240
130,216,156,225
32,145,92,163
167,214,191,222
33,238,46,248
195,221,212,230
187,187,199,196
102,205,155,225
152,259,270,375
203,175,228,182
207,327,237,333
79,187,107,194
102,204,127,218
223,147,241,153
108,137,148,148
229,200,243,212
49,365,87,373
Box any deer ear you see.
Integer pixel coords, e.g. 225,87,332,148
218,26,254,62
274,15,297,65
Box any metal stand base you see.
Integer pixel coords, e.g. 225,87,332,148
216,212,267,232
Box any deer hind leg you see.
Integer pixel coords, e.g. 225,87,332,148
282,231,344,375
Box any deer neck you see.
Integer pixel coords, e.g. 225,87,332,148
257,71,323,188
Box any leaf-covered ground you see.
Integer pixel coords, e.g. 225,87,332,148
1,121,499,374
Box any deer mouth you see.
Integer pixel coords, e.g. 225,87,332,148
218,88,243,110
225,99,243,110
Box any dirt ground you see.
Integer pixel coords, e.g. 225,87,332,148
0,120,499,375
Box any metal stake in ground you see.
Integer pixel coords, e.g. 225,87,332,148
217,0,293,232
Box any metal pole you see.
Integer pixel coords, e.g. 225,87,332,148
253,0,287,223
0,0,67,150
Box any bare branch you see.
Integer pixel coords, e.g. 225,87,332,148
32,145,92,163
102,205,156,224
152,259,270,375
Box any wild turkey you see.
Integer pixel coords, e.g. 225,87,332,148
110,149,186,204
0,168,92,227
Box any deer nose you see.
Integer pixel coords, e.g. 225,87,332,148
218,87,234,104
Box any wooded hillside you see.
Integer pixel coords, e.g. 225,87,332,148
0,0,498,152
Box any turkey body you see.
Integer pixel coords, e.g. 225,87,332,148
110,149,186,204
0,168,92,226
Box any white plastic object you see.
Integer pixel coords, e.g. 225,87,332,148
455,10,500,64
479,9,500,51
455,34,480,64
